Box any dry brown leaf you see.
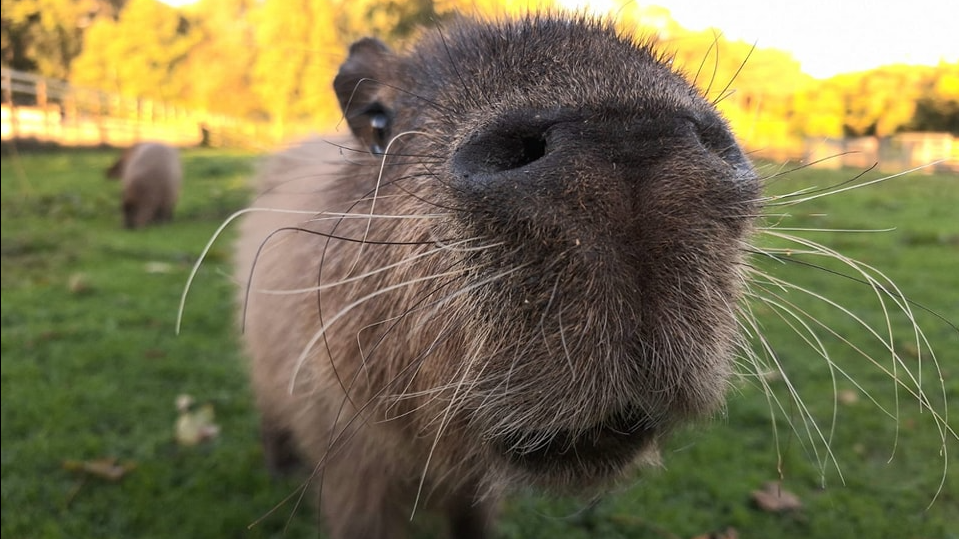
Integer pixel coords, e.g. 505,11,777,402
62,457,136,482
175,396,220,446
751,481,803,513
144,262,173,274
691,527,739,539
838,389,859,405
67,273,90,294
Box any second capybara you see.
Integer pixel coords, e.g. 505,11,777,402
107,142,182,229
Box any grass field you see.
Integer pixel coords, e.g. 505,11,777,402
2,145,956,539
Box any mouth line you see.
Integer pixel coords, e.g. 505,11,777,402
497,407,657,475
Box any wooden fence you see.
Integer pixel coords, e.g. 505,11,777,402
804,133,959,174
1,67,277,149
4,67,957,173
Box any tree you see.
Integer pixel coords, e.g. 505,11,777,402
70,0,200,101
837,67,925,137
792,79,846,139
175,0,262,119
338,0,436,43
907,62,959,135
246,0,345,132
1,0,123,79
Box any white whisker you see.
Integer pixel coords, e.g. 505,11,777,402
743,221,953,502
348,130,430,276
288,266,479,393
252,238,500,296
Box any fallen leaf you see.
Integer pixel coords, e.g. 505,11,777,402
63,457,136,482
691,527,738,539
838,389,859,405
751,481,803,513
143,348,167,360
176,394,194,412
760,369,782,382
175,396,220,446
899,342,920,360
68,273,91,294
145,262,173,274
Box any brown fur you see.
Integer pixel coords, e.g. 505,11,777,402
107,142,182,229
236,15,760,539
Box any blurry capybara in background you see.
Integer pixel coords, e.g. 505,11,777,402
106,142,182,229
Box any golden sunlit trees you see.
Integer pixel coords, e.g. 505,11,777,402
244,0,438,134
433,0,553,18
908,62,959,135
1,0,121,79
70,0,199,101
337,0,436,43
176,0,260,119
792,63,959,139
836,67,925,137
625,14,811,154
6,0,957,145
792,78,846,139
247,0,346,134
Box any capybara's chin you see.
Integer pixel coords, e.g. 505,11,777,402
493,405,661,485
236,13,760,539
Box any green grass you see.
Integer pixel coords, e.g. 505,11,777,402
2,147,956,539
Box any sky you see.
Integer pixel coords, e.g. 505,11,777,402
566,0,959,78
159,0,958,79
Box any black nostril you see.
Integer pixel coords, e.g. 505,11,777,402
516,134,547,169
453,127,550,178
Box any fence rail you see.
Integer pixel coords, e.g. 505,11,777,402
1,67,278,148
804,133,959,174
3,67,957,173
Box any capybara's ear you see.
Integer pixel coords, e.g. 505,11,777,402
333,38,396,155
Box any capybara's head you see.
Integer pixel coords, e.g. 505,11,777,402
332,15,758,485
240,13,762,537
105,145,136,179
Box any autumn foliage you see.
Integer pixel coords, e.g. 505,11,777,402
3,0,957,147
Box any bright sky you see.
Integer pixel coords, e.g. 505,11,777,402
160,0,958,79
567,0,959,78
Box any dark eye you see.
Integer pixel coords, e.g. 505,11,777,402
361,103,392,154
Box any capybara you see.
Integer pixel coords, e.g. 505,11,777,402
230,13,937,539
107,142,182,229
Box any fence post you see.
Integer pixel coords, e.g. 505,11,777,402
3,70,18,140
63,92,77,145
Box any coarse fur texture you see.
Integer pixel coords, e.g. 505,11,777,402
223,13,949,539
107,142,182,229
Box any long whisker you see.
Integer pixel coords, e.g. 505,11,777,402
178,206,331,334
743,217,953,502
761,162,945,207
347,130,431,277
254,237,499,296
